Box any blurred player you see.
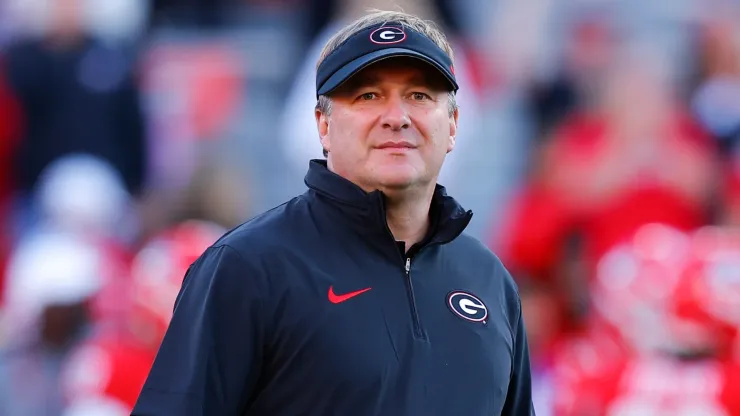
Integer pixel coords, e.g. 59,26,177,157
60,220,225,414
552,223,740,415
0,230,105,415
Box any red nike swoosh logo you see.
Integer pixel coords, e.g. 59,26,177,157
328,286,372,304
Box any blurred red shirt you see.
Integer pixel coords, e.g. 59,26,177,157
496,112,716,281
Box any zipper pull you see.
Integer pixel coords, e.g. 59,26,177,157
405,257,411,275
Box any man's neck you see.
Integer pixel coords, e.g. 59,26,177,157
324,159,436,249
384,185,435,251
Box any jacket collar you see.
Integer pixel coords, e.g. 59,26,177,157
304,159,472,250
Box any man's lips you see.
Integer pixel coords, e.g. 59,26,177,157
375,141,416,149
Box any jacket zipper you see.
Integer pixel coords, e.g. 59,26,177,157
404,257,425,339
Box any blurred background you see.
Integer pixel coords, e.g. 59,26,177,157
3,0,740,415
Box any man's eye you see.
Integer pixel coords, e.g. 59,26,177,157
411,92,430,100
359,92,377,100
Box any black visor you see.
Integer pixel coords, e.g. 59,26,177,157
316,23,459,98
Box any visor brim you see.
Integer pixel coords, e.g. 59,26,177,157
316,48,459,97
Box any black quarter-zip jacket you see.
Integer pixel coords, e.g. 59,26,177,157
132,160,535,416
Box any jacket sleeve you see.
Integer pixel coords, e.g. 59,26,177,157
132,244,270,415
501,298,536,415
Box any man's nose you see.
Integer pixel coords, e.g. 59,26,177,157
380,94,410,131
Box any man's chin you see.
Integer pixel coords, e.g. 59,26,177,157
374,173,422,192
361,162,430,192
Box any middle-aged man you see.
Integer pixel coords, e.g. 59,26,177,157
132,9,535,416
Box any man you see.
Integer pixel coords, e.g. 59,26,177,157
5,0,147,200
278,1,485,228
132,10,535,416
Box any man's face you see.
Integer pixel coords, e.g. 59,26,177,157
316,58,458,193
49,0,84,37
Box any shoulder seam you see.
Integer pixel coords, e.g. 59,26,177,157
509,298,522,381
212,243,250,266
494,259,520,380
495,259,518,338
214,197,301,244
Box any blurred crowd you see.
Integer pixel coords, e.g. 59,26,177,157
2,0,740,415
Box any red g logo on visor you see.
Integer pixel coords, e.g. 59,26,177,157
370,26,406,44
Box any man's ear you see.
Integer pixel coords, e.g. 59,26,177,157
316,109,330,154
447,108,458,154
